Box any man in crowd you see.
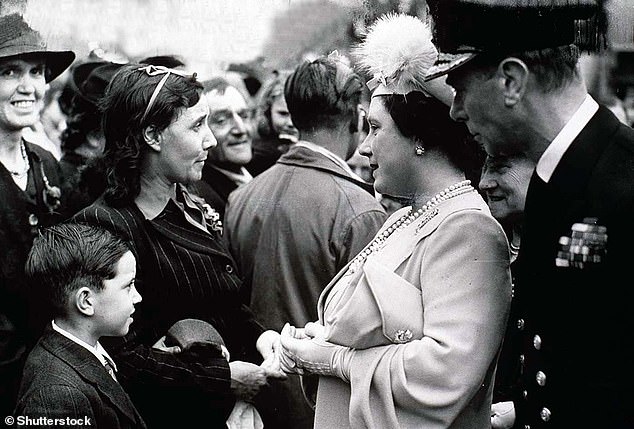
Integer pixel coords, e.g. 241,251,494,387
429,0,634,426
224,54,386,428
196,77,254,218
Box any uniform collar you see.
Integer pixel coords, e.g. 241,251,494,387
536,94,598,183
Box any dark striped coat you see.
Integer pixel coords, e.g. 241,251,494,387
73,190,265,428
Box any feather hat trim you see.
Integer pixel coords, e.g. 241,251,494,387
353,13,454,106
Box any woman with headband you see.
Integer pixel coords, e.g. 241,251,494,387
73,64,285,428
279,14,511,428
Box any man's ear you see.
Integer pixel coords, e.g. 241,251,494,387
75,287,95,316
498,57,529,107
142,125,162,152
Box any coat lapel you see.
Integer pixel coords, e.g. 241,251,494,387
41,330,142,425
377,191,488,272
318,191,488,320
549,106,621,196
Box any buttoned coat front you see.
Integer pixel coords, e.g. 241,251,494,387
514,106,634,428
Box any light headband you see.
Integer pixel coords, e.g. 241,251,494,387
137,65,197,123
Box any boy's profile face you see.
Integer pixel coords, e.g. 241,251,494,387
92,251,141,337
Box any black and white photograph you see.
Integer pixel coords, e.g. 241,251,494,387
1,0,633,428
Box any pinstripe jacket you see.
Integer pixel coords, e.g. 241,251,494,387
72,187,265,428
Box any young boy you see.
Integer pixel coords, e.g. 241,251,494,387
13,223,146,428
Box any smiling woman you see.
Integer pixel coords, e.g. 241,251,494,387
0,13,74,418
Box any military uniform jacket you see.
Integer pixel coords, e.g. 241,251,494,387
14,328,146,429
514,106,634,428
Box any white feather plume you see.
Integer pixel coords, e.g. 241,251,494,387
353,13,438,94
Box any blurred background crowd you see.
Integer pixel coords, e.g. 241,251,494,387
3,0,633,175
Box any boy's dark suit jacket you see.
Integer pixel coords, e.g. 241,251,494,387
14,327,146,428
513,106,634,428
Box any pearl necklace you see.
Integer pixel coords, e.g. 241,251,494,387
346,180,474,274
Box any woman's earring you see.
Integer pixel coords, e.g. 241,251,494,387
415,145,425,156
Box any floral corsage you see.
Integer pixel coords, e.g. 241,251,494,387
201,203,223,235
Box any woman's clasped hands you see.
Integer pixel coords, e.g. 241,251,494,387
279,322,353,382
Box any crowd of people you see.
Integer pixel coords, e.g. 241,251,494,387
1,0,634,428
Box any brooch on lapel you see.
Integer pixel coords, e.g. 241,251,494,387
201,202,223,235
556,217,607,269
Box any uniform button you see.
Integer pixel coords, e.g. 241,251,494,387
533,334,542,350
225,265,234,274
28,213,39,226
536,371,547,386
517,318,525,330
540,407,551,422
523,390,528,399
519,354,525,365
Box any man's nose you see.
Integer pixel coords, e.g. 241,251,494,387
449,99,467,122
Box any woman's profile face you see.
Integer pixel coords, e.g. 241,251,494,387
358,96,418,197
154,97,216,185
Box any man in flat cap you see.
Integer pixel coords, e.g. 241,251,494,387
0,13,74,417
428,0,634,427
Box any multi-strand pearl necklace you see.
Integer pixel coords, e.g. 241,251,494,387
346,180,474,274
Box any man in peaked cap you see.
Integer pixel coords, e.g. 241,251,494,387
0,12,74,417
428,0,634,427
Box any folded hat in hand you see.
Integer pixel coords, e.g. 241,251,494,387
165,318,225,350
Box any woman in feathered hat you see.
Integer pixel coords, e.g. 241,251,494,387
279,14,512,428
0,13,74,416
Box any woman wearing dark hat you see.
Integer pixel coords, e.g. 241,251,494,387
279,14,511,429
0,13,74,416
59,60,124,214
73,64,285,428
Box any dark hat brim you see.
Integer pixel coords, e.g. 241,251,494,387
0,48,75,82
425,52,478,81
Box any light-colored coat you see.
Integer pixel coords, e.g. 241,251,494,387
315,191,512,429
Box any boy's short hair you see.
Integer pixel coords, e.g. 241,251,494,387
25,223,132,316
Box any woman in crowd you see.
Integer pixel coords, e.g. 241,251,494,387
246,69,299,176
279,14,512,428
0,14,74,415
479,153,536,429
59,60,124,214
73,64,284,428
